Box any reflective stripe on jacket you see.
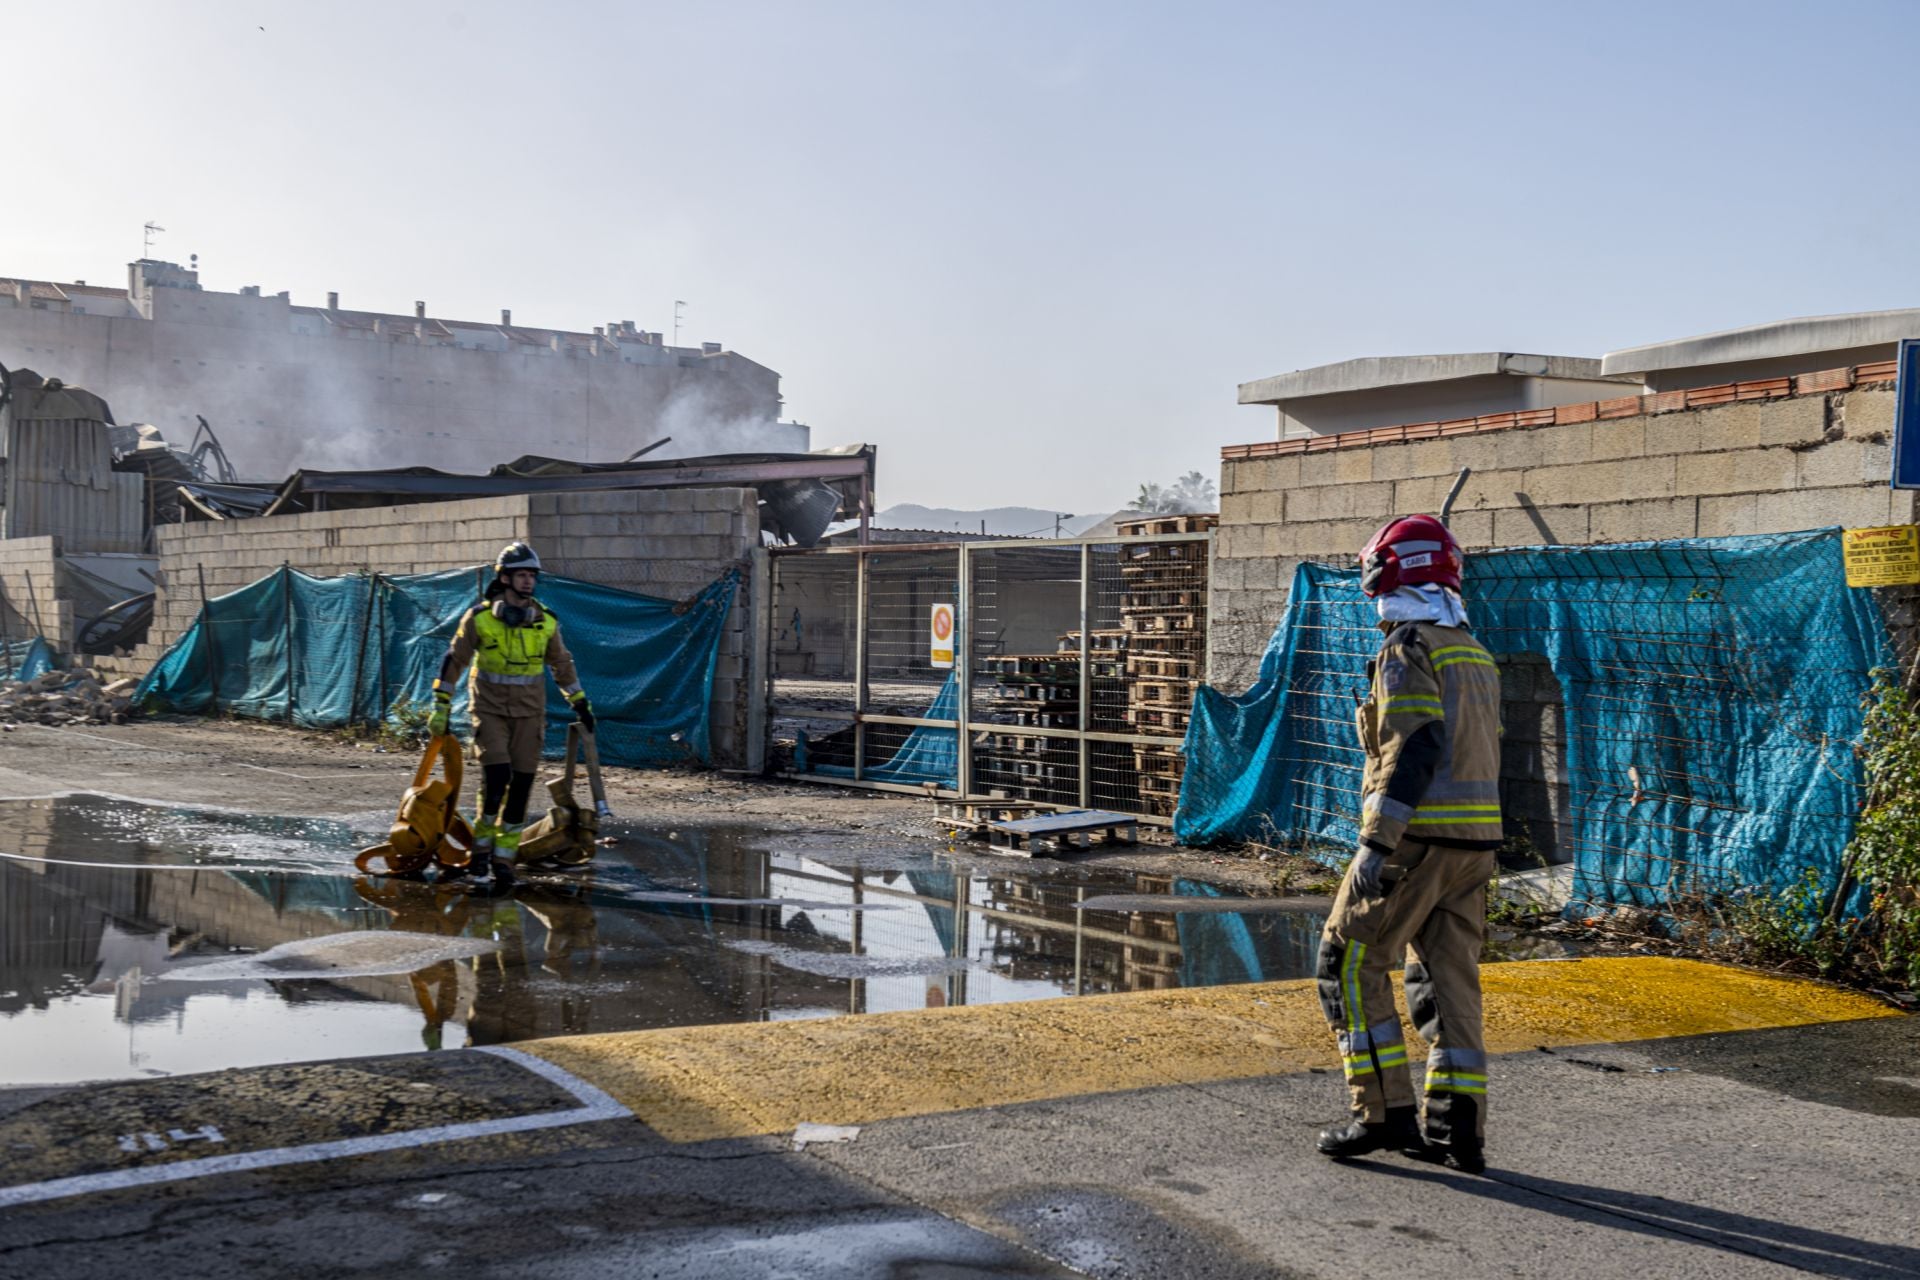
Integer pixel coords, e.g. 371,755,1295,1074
1355,622,1503,849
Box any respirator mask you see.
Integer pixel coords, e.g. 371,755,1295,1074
491,598,543,628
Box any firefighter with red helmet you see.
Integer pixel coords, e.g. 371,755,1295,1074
1314,514,1503,1174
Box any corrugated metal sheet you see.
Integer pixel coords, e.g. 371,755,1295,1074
1,416,146,554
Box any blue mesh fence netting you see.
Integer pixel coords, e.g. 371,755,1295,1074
136,565,740,768
1175,529,1892,916
808,673,960,787
0,637,55,681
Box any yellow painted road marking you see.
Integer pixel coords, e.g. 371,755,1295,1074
523,957,1898,1143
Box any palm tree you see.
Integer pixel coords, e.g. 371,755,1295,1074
1170,471,1217,513
1131,482,1174,514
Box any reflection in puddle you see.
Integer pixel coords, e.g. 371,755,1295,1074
0,793,1325,1085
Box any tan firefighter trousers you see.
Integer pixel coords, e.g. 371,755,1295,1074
1316,838,1497,1143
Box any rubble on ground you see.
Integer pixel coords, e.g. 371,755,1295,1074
0,670,138,729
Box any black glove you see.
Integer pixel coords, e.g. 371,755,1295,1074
571,695,595,733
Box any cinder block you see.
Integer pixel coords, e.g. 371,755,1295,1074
1401,439,1458,481
1447,509,1494,549
1285,481,1392,523
1265,517,1376,558
1797,440,1890,489
1586,418,1645,462
1843,389,1896,440
1219,492,1254,523
1212,558,1246,590
1221,459,1261,496
1238,556,1284,590
1589,498,1698,543
1656,398,1827,455
1247,490,1285,523
1521,456,1676,508
1299,448,1373,487
1673,448,1797,497
1214,525,1258,559
1494,504,1588,547
1757,486,1893,534
1696,494,1761,537
1448,430,1550,474
1250,455,1304,491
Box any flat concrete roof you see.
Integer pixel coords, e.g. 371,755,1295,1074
1601,309,1920,376
1237,352,1616,405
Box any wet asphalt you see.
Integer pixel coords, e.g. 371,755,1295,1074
0,1016,1915,1278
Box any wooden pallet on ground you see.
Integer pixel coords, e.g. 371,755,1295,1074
988,808,1139,855
935,796,1052,837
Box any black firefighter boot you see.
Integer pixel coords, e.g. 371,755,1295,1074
1403,1096,1486,1174
1317,1106,1421,1160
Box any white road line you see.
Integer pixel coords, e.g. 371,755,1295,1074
0,1045,630,1210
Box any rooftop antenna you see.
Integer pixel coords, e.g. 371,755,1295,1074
673,300,687,347
142,221,165,259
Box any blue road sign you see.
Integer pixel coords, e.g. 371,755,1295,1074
1894,338,1920,489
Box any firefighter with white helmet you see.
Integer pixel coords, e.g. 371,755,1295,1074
428,542,596,885
1314,514,1503,1174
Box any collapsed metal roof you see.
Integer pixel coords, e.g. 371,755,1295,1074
186,445,877,548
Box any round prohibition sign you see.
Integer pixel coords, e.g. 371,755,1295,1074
930,604,955,641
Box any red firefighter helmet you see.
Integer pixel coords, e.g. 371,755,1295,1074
1359,515,1462,597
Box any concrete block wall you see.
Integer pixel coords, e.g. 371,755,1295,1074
1213,382,1904,691
526,488,758,765
0,536,71,656
133,488,759,766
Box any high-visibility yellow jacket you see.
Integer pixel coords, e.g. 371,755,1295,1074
1355,621,1504,851
445,601,581,719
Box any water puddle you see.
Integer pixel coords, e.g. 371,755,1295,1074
0,793,1325,1085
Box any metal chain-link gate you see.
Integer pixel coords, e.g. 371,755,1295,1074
767,520,1213,823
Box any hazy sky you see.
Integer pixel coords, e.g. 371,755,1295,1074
6,1,1918,515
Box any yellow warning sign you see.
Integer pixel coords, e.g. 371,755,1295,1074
1843,525,1920,587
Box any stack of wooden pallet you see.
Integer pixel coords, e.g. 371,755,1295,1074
976,652,1121,802
1115,512,1216,817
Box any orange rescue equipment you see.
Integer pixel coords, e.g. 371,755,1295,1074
354,735,477,875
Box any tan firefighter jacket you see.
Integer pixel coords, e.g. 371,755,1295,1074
1355,621,1504,851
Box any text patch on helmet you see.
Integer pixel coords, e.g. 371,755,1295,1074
1399,552,1434,569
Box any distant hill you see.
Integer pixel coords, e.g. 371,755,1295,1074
874,504,1113,537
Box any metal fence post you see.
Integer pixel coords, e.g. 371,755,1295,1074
197,562,223,716
746,547,771,773
348,570,377,729
0,581,13,680
281,561,295,725
956,543,972,799
852,550,869,781
1078,542,1091,809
